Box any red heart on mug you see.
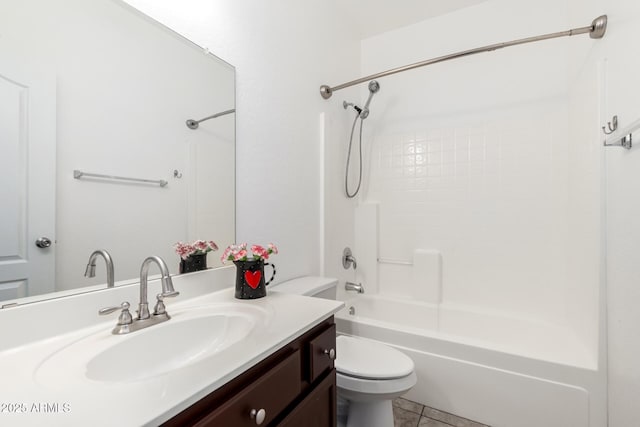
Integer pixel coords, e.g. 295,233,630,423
244,270,262,289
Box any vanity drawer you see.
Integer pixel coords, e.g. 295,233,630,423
195,350,302,427
308,323,336,383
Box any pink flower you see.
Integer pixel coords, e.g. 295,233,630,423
251,245,269,260
177,239,219,260
194,240,209,251
175,243,195,260
221,242,279,264
220,247,230,262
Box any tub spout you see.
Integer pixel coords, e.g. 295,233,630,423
345,282,364,294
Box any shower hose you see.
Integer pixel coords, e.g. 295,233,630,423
345,112,364,198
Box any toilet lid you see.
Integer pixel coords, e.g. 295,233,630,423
335,335,414,380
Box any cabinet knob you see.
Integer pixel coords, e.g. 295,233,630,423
324,348,336,360
250,408,266,425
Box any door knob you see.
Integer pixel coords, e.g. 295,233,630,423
35,237,52,248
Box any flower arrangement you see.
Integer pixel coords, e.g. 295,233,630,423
174,240,219,260
221,243,278,263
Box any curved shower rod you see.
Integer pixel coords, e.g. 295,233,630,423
186,108,235,129
319,15,607,99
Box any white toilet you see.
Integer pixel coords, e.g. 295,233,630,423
271,276,417,427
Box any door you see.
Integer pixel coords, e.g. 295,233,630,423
0,46,56,302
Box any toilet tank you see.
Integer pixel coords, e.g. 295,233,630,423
270,276,338,300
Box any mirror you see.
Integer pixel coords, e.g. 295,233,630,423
0,0,235,304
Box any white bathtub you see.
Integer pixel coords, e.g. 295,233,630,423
335,294,605,427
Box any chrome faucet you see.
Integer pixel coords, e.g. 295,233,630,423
98,256,179,335
137,256,179,320
85,249,115,288
345,282,364,293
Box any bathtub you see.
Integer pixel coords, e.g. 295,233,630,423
335,294,605,427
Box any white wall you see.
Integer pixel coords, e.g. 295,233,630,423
0,0,235,291
589,1,640,425
123,0,361,283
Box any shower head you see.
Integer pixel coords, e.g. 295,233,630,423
360,80,380,119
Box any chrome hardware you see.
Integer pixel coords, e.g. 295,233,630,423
74,169,168,187
343,101,354,109
342,247,357,270
348,306,355,315
603,115,640,150
154,293,174,316
137,256,179,320
345,282,364,293
85,249,115,288
319,15,607,99
324,348,336,360
99,302,133,335
186,108,235,130
250,408,266,425
99,256,179,335
173,169,182,178
602,115,618,135
35,237,52,249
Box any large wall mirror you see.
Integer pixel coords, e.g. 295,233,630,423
0,0,235,304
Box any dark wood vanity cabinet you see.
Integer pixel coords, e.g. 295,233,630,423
163,317,337,427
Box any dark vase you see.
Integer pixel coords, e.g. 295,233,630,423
233,259,276,299
179,253,208,274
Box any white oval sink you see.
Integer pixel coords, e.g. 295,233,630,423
35,303,267,384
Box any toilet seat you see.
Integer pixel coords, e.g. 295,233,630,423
335,335,414,380
335,335,417,401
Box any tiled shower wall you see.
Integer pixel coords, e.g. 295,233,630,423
368,100,571,322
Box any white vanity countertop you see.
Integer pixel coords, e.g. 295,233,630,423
0,286,344,427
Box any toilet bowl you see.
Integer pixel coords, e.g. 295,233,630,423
271,276,417,427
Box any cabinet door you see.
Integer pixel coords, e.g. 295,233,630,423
308,324,336,383
195,351,301,427
278,370,337,427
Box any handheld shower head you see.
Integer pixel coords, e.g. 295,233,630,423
360,80,380,119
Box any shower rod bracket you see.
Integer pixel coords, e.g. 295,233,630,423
604,134,632,150
603,115,640,150
319,15,608,99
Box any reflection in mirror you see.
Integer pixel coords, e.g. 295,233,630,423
0,0,235,304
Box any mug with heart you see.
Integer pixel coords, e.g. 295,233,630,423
233,259,276,299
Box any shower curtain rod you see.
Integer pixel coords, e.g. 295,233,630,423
319,15,607,99
186,108,235,129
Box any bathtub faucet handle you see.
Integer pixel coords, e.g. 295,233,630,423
342,247,357,270
345,282,364,294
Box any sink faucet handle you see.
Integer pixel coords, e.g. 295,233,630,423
99,301,128,315
153,294,167,316
99,301,133,326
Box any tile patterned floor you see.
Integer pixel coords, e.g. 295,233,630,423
393,397,491,427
